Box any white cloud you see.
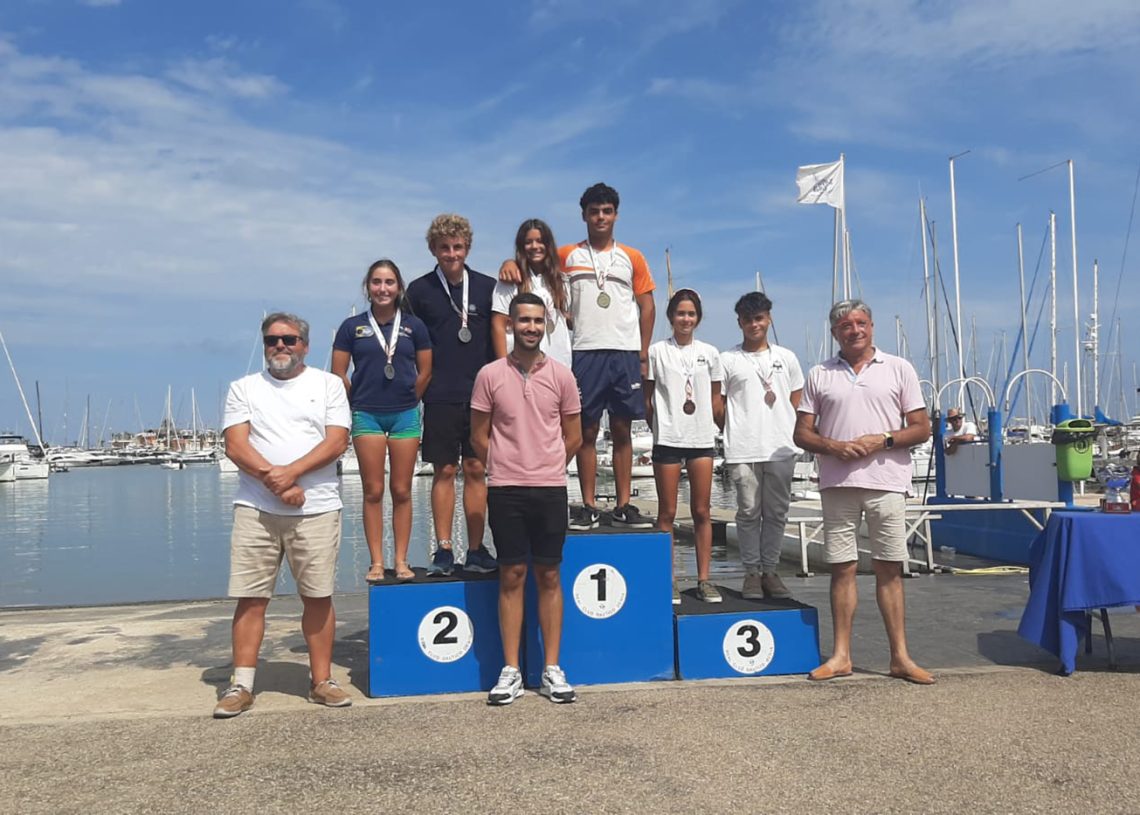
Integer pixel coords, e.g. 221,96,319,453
166,58,287,100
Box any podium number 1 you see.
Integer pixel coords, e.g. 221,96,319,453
573,563,628,619
589,567,607,602
722,618,775,675
418,605,474,663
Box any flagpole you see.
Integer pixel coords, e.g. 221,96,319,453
840,153,849,299
832,208,840,306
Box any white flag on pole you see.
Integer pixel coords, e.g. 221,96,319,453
796,159,844,208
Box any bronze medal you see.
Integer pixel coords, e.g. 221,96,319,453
683,400,697,415
764,390,777,407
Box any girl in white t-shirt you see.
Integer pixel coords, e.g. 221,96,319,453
491,218,573,368
645,289,724,604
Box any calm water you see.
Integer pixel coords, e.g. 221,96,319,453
0,464,739,608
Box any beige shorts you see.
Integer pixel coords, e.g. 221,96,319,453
820,487,907,564
228,505,342,598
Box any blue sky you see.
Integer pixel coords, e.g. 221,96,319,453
2,0,1139,442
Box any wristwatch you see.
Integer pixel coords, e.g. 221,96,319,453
883,432,895,449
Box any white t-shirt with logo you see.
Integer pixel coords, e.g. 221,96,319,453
559,241,655,352
647,338,723,448
720,343,805,463
491,271,573,368
223,367,351,516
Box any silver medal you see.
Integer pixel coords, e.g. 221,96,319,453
384,363,396,380
458,326,472,343
596,291,611,309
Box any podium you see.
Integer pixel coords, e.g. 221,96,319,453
523,530,675,687
673,587,820,680
367,568,503,697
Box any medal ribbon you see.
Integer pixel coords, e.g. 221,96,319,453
367,307,401,372
673,337,696,409
435,265,469,333
586,241,612,295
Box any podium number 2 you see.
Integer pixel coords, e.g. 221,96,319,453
573,563,627,619
722,618,775,675
418,605,474,663
432,610,458,645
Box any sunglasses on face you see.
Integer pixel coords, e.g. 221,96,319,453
948,416,963,422
263,335,302,347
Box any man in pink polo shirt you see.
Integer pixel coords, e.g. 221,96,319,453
471,292,583,705
793,299,935,685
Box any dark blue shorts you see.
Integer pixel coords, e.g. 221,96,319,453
572,349,646,429
651,445,716,465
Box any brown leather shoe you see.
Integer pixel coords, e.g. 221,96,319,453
807,663,853,681
888,667,936,685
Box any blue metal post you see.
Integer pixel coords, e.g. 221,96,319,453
1051,402,1074,506
933,410,947,500
987,407,1003,501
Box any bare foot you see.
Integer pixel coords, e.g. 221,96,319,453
888,661,935,685
807,657,853,681
365,563,386,584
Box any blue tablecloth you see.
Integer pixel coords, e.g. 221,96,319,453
1018,511,1140,674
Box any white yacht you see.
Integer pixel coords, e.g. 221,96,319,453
0,433,50,480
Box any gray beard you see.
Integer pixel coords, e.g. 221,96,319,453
267,355,303,378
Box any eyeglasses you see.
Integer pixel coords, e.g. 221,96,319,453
263,335,302,347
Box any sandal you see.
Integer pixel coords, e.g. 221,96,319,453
395,563,415,582
365,563,386,584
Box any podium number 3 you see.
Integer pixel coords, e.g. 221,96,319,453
573,563,628,619
418,605,474,663
721,618,775,675
735,624,761,658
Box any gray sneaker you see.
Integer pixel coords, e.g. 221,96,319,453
213,685,253,719
696,580,723,603
309,678,352,708
539,665,577,704
761,572,791,599
741,571,764,600
487,665,524,706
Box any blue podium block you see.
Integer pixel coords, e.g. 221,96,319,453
524,530,675,687
368,568,503,698
674,587,821,680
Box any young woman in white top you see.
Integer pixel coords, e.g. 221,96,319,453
491,218,572,367
645,289,724,604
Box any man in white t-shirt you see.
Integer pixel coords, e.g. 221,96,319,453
213,312,353,719
718,292,804,600
944,407,978,455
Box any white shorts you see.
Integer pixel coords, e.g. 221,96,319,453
820,487,907,564
228,505,341,598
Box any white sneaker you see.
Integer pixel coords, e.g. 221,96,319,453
487,665,523,706
539,665,577,704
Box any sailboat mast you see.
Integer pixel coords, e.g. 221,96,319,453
920,199,935,390
1016,224,1032,424
1068,160,1082,417
929,221,943,393
1050,211,1058,406
1091,259,1099,411
0,326,48,451
949,151,969,405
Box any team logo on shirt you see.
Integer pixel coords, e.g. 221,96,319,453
355,326,374,338
772,360,784,372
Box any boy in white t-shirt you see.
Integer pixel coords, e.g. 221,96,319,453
718,292,804,600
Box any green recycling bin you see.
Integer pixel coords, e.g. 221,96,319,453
1050,418,1095,481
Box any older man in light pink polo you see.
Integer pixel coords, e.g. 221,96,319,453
793,299,934,685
